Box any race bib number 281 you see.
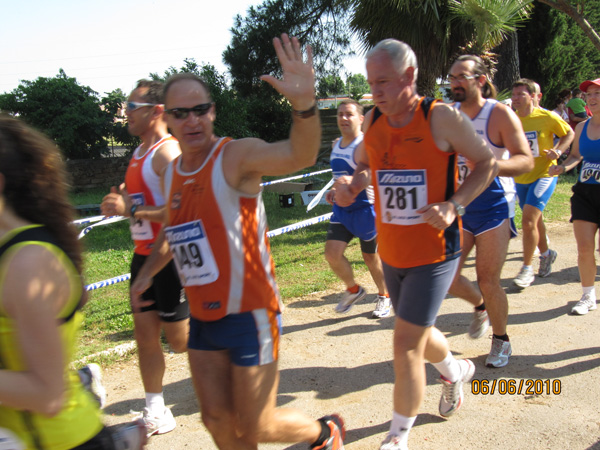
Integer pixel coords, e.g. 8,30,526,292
377,169,427,225
164,220,219,286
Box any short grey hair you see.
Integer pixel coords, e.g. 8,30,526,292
366,39,419,80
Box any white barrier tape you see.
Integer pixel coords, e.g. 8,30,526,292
260,168,332,186
73,215,107,226
78,216,128,239
267,212,332,238
307,178,334,212
85,273,131,291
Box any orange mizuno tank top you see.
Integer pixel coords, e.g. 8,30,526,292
364,98,461,268
163,138,282,322
125,135,177,255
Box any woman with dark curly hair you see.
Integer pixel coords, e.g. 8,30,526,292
0,114,145,449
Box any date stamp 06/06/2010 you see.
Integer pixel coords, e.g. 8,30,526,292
471,378,561,396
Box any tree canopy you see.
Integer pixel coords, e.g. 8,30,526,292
101,88,140,153
347,73,369,101
317,74,346,98
350,0,533,95
0,69,109,159
519,1,600,108
150,59,252,139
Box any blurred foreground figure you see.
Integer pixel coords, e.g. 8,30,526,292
0,114,145,450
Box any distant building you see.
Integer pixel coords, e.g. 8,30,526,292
318,94,373,110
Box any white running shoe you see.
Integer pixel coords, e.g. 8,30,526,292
468,309,489,339
379,434,408,450
372,296,392,318
335,286,366,314
571,293,597,315
112,420,147,450
513,266,534,289
538,249,557,278
486,337,512,368
79,363,107,409
138,407,176,438
0,428,25,450
438,359,475,418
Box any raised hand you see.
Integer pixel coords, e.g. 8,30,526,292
260,34,315,111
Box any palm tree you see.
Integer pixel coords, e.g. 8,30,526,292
349,0,533,95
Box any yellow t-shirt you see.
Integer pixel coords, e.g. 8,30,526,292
514,108,571,184
0,225,103,450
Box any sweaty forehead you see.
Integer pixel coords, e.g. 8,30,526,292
165,79,210,107
450,60,474,75
338,104,357,114
367,52,397,76
587,85,600,94
129,87,148,102
513,86,530,95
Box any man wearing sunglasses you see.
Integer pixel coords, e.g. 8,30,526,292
101,79,189,438
446,56,533,369
130,35,345,450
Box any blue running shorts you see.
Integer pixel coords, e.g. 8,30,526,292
188,309,281,367
516,177,557,212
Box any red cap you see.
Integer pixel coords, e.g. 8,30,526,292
579,78,600,92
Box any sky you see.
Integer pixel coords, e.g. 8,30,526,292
1,0,367,97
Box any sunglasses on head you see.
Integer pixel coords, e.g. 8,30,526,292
165,103,213,120
126,101,159,112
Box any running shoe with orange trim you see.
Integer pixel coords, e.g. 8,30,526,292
311,414,346,450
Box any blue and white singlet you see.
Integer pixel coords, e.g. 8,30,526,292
330,134,374,212
455,99,516,220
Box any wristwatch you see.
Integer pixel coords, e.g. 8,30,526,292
450,199,465,216
130,204,138,219
292,103,318,119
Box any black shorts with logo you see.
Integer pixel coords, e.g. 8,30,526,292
130,253,189,322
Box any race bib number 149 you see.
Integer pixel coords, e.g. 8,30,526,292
164,220,219,286
377,169,427,225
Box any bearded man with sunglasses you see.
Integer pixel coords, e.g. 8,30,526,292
101,79,189,438
130,35,345,450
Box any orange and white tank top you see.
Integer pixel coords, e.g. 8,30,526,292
125,135,177,255
364,98,461,269
163,137,282,322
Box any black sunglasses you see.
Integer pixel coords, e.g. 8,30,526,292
165,103,213,120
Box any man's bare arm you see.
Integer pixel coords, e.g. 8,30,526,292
493,104,534,177
224,35,319,194
420,104,498,229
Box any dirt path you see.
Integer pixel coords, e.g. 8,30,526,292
102,221,600,449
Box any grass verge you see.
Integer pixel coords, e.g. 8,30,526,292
73,171,578,362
